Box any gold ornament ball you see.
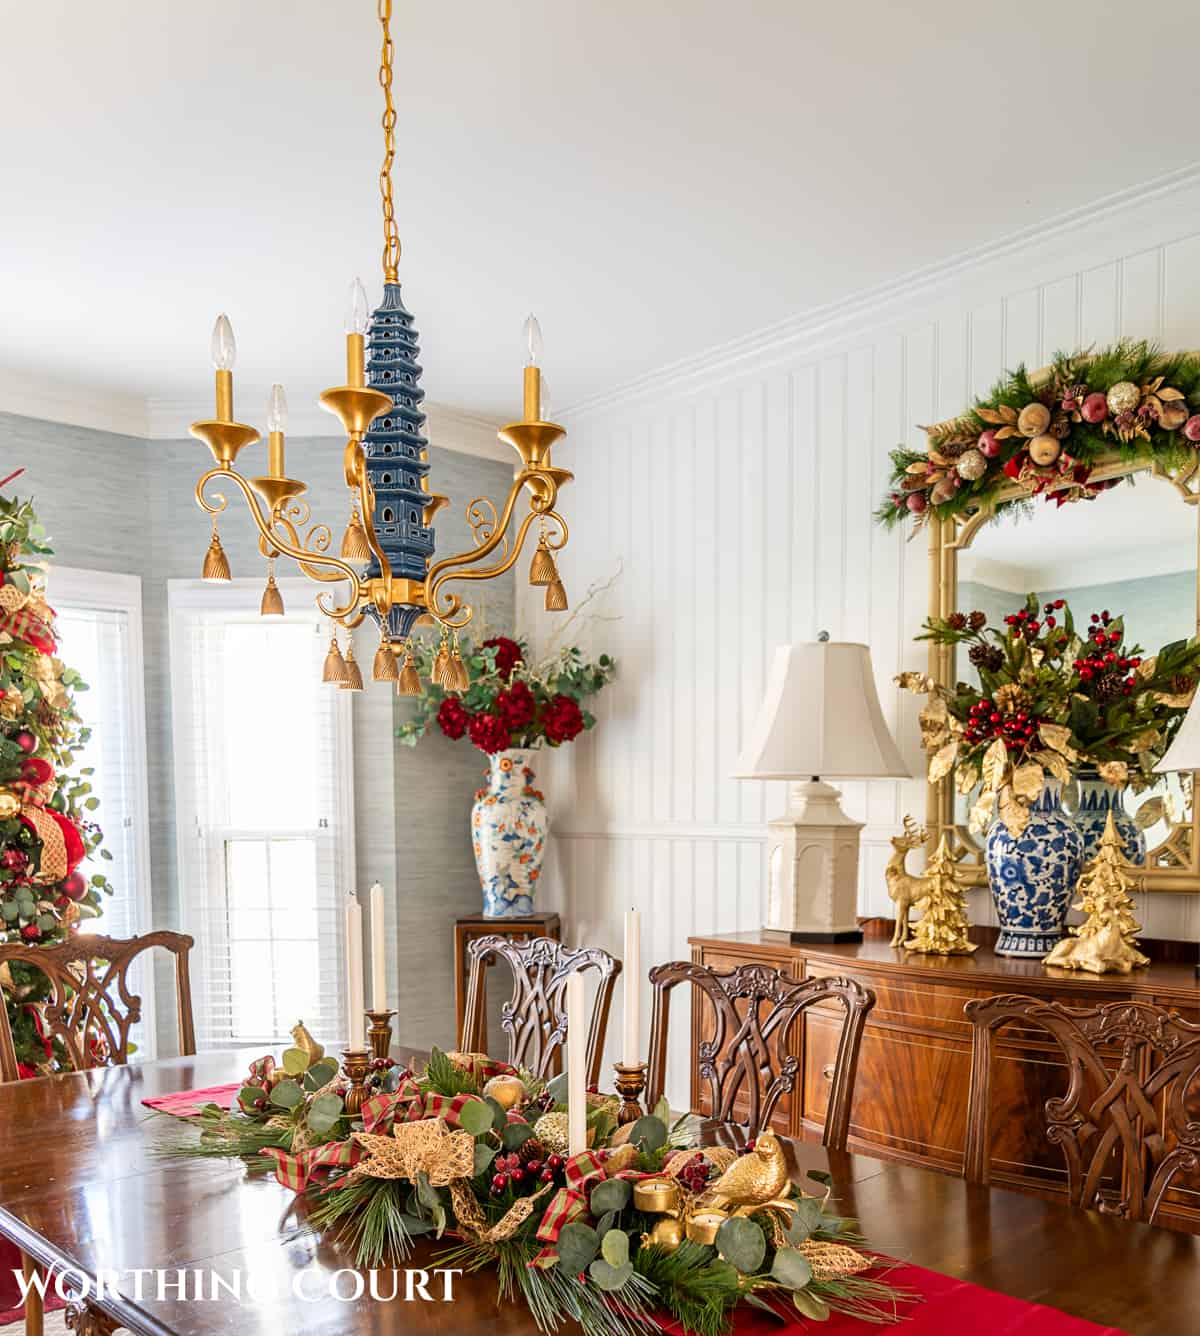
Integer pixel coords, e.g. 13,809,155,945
956,448,987,481
1017,402,1051,437
0,791,19,820
644,1217,684,1252
1106,381,1140,416
482,1073,527,1111
1028,433,1062,466
532,1111,570,1156
1160,400,1189,431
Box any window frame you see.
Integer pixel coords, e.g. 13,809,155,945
167,578,357,1051
47,565,157,1057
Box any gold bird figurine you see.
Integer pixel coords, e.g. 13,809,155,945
703,1129,791,1210
290,1020,325,1064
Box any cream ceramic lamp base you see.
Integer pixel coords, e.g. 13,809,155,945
763,779,864,943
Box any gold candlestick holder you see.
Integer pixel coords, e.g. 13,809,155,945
613,1062,648,1124
365,1009,396,1061
341,1048,371,1116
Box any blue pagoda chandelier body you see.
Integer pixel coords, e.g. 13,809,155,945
189,0,571,693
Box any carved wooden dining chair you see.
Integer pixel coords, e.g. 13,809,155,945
0,930,195,1336
645,960,875,1145
964,994,1200,1224
462,935,620,1087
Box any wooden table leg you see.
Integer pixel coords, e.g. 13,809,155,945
20,1250,43,1336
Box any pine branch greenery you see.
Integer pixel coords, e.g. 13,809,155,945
306,1178,431,1267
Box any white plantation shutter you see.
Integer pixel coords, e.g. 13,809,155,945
49,568,155,1057
169,581,355,1051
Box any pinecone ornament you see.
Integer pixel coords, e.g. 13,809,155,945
1094,671,1125,703
969,643,1004,673
1172,673,1195,697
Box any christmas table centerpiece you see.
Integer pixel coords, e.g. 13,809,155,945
156,1042,913,1334
900,594,1200,955
397,634,614,917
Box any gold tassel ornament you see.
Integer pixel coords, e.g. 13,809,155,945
397,645,422,696
432,633,451,687
322,633,348,684
372,639,399,682
449,635,470,691
340,505,373,561
545,578,568,611
341,639,365,691
260,559,284,615
529,531,557,586
201,521,232,583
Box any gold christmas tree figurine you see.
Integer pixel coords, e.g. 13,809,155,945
1044,812,1150,975
903,836,978,955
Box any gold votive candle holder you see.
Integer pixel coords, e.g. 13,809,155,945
685,1209,729,1246
632,1177,681,1214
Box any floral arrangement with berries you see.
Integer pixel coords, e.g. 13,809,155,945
159,1042,913,1334
0,486,114,1075
898,594,1200,837
877,341,1200,528
396,633,615,755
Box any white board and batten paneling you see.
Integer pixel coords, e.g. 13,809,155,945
518,169,1200,1107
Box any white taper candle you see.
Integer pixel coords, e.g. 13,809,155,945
622,908,641,1066
344,895,365,1050
566,972,587,1157
369,881,387,1011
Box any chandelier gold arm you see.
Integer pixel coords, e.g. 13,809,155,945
467,496,509,557
196,468,365,619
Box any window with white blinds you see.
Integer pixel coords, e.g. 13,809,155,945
50,568,155,1057
168,581,355,1052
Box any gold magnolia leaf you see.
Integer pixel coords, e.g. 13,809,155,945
927,450,954,467
995,425,1018,440
928,740,959,783
999,405,1019,425
1097,760,1128,787
975,407,1008,425
1159,386,1186,401
968,794,995,835
1134,796,1166,830
981,738,1008,794
1127,728,1162,753
1137,656,1158,680
956,761,981,794
1038,723,1077,760
1035,748,1071,784
1154,689,1196,709
897,671,935,694
997,786,1030,838
905,461,930,474
1012,762,1044,803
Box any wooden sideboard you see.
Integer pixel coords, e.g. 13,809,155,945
688,928,1200,1232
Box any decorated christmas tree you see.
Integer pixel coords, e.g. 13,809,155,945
1044,812,1149,974
903,835,978,955
0,486,112,1074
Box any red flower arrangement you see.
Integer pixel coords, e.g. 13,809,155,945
397,634,614,756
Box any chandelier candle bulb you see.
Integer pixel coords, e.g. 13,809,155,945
211,314,237,419
566,972,587,1156
369,881,387,1011
623,908,640,1066
344,896,365,1050
266,384,288,477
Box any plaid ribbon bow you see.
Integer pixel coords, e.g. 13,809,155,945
261,1139,364,1193
529,1150,643,1269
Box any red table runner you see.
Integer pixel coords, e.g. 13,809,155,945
659,1257,1128,1334
141,1081,240,1117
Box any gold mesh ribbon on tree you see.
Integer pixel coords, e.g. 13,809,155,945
450,1179,553,1244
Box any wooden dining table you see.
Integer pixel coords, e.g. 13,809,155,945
0,1049,1195,1335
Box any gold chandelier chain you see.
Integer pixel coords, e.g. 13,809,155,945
378,0,400,282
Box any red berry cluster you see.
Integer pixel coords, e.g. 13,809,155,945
962,699,1039,752
675,1152,712,1194
1074,611,1141,693
491,1150,566,1196
1003,599,1065,640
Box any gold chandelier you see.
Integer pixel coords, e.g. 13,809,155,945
190,0,572,693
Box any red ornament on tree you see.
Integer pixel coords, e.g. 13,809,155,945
13,730,35,754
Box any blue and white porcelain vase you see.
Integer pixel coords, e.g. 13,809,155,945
471,748,547,918
985,778,1084,957
1071,766,1146,867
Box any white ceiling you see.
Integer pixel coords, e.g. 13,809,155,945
6,1,1200,432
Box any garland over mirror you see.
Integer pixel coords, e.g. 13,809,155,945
879,342,1200,896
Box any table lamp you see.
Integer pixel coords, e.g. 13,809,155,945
735,635,910,942
1154,699,1200,978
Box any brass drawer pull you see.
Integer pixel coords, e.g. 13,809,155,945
821,1064,835,1081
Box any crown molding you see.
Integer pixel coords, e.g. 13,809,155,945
0,370,508,463
0,369,149,439
565,160,1200,423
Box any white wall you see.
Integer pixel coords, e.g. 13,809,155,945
521,169,1200,1106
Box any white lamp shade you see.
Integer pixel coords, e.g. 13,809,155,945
1155,691,1200,773
735,641,910,781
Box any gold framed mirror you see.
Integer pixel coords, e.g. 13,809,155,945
925,454,1200,891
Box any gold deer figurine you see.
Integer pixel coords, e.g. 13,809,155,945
886,816,927,947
